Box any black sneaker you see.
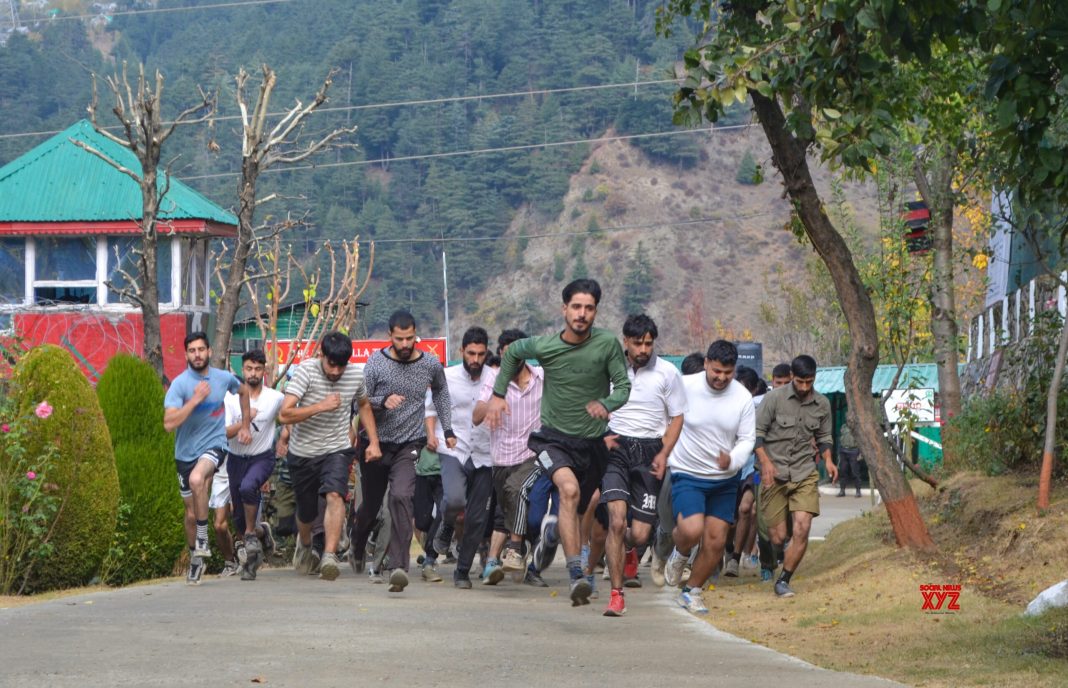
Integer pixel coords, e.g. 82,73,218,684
569,576,592,606
245,534,263,578
532,514,559,571
454,571,473,590
524,569,549,588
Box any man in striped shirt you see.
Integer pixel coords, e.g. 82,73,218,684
278,331,382,582
473,328,544,588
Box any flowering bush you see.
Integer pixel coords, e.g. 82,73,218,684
0,392,62,595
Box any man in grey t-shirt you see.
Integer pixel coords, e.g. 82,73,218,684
279,331,382,581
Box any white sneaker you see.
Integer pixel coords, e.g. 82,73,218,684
650,550,666,588
678,588,709,614
664,548,687,588
218,560,240,578
319,552,341,581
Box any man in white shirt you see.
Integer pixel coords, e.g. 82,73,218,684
224,349,286,580
421,327,493,584
596,314,686,617
663,340,756,614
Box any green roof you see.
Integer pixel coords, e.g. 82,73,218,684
0,120,236,226
815,363,964,395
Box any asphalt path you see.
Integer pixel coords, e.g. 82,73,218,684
2,495,897,688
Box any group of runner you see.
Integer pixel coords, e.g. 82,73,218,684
163,278,838,617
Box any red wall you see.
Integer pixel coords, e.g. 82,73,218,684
15,312,189,383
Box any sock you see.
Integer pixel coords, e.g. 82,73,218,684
778,568,794,584
195,520,208,543
613,587,624,594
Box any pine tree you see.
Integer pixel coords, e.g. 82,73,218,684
621,241,653,315
736,150,761,185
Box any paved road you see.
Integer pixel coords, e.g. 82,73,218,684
812,486,877,539
2,548,900,688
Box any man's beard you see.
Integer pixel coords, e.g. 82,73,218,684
394,346,415,360
189,358,208,372
463,361,483,378
630,353,650,367
246,377,262,388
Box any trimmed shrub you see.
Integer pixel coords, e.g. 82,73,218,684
12,345,119,591
96,355,183,585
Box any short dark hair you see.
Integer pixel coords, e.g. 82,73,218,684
680,352,705,375
705,339,738,367
756,378,768,395
461,326,489,348
485,353,501,368
622,313,658,340
242,349,267,365
734,365,760,394
320,331,353,367
388,310,417,332
772,362,792,379
497,328,528,355
791,354,817,378
184,331,209,349
562,278,601,306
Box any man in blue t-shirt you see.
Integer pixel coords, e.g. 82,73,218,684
164,332,252,585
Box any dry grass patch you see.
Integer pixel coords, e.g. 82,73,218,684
698,474,1068,687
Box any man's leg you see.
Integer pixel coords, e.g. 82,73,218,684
550,466,582,566
604,499,629,590
687,516,730,589
188,456,218,556
384,445,419,585
727,488,755,576
212,503,235,563
435,453,468,557
349,452,390,565
456,464,492,576
782,510,814,573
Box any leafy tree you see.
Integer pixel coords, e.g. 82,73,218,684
621,241,654,315
735,150,761,185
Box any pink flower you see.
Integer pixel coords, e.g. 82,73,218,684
26,471,36,480
0,423,8,432
34,402,52,419
21,504,29,513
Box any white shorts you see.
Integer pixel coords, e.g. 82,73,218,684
209,463,231,510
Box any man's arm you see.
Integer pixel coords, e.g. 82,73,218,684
356,396,383,461
363,356,388,409
650,414,684,479
816,399,837,482
429,363,456,446
235,383,253,444
278,392,338,425
163,381,210,432
754,393,778,484
492,337,535,397
425,390,440,452
727,398,756,473
597,339,632,413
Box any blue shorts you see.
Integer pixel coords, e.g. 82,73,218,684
670,471,740,524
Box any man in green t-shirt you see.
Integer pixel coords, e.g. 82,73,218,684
484,278,631,606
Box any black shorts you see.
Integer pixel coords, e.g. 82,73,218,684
288,448,355,524
599,436,663,525
175,448,226,499
527,426,608,515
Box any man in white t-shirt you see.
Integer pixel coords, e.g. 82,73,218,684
224,349,285,581
663,340,756,614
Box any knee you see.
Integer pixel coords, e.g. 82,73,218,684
793,518,813,539
213,511,229,532
189,472,209,492
557,480,580,503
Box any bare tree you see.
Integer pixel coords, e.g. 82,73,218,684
74,62,216,378
209,65,357,369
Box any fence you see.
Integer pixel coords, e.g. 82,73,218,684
966,271,1067,362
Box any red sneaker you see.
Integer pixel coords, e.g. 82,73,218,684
623,548,641,587
603,588,627,617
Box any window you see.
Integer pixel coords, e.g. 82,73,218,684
106,236,172,304
33,236,96,305
0,238,24,306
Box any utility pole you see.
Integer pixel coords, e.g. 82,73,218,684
442,249,451,355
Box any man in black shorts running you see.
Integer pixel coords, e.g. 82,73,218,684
485,279,631,606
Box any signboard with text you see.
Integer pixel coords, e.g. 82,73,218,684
269,337,447,368
884,388,936,424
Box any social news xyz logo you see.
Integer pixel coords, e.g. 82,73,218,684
919,584,961,613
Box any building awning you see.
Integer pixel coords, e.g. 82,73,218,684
814,363,962,395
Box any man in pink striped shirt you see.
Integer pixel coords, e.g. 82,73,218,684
473,329,544,585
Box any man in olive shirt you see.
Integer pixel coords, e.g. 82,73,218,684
484,278,631,606
755,354,838,598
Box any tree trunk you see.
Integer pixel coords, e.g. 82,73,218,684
749,90,934,550
210,165,259,369
1039,308,1068,510
139,171,164,380
915,150,963,422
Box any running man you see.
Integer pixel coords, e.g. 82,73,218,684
755,354,836,598
279,331,382,582
597,314,686,617
163,332,252,585
484,279,631,606
422,327,493,585
224,349,285,581
663,340,756,614
350,310,454,593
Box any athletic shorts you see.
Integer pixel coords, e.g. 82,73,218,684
209,466,231,509
761,470,821,527
175,448,226,499
670,471,740,524
527,426,608,515
599,436,663,525
288,448,355,524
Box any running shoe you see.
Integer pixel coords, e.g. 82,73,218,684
523,568,549,588
258,522,276,556
293,538,315,575
454,571,473,589
367,565,385,584
235,540,247,567
388,569,409,593
623,548,641,588
319,552,341,581
193,537,211,559
760,568,773,582
432,523,452,560
724,557,740,578
186,556,205,586
501,546,525,573
309,548,322,576
664,548,687,588
650,550,666,588
603,588,627,617
532,518,559,572
482,558,504,585
422,562,443,582
569,575,592,606
774,580,796,598
588,574,599,600
678,588,708,614
218,560,240,578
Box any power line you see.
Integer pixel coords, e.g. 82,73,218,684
0,78,680,142
181,124,752,181
37,0,294,22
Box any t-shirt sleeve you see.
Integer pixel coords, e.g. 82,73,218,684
599,338,631,412
286,363,311,401
163,379,186,409
664,368,688,418
227,372,241,394
729,396,757,472
754,390,775,446
493,337,536,397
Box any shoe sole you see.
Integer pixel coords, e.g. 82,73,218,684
724,571,739,578
603,606,627,617
388,570,408,592
484,568,504,585
422,571,443,582
501,560,525,573
570,579,592,606
623,578,642,589
320,561,340,581
776,591,796,598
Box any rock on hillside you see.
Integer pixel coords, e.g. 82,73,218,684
467,126,881,367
